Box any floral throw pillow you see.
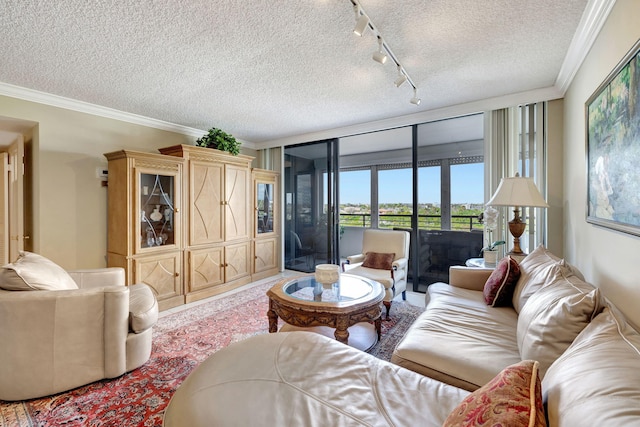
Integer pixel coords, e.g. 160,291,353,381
443,360,547,427
483,255,521,307
361,252,395,270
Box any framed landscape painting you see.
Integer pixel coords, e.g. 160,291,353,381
586,38,640,236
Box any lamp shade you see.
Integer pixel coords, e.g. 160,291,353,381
487,177,549,208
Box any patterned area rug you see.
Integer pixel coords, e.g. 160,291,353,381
0,277,423,427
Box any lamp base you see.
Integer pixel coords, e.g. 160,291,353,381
508,207,526,257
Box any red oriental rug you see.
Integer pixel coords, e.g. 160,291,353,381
0,276,423,427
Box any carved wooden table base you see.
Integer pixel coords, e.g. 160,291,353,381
267,275,384,346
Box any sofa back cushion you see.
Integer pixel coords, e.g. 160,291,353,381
517,266,601,377
0,251,78,291
512,245,570,313
542,305,640,426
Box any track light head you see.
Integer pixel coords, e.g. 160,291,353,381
410,88,421,105
353,5,369,36
372,38,387,64
394,66,407,87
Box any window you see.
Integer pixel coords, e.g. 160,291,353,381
340,169,371,227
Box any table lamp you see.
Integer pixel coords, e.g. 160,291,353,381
487,174,549,256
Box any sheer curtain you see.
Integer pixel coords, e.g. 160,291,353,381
485,103,547,255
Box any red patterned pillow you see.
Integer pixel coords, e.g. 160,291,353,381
483,255,521,307
443,360,546,427
361,252,395,270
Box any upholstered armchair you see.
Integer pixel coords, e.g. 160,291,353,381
342,229,410,319
0,252,158,401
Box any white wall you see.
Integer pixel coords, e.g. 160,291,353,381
0,95,257,269
563,0,640,328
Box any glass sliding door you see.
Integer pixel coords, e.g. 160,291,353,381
414,114,485,292
284,140,339,272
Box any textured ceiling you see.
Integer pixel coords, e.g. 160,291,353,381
1,0,594,146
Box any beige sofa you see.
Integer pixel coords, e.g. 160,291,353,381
0,252,158,401
164,245,640,426
391,244,640,425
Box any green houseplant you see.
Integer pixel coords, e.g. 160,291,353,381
196,127,241,155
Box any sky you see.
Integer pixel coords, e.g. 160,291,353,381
340,163,484,204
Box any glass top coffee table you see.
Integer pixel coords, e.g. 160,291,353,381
267,273,384,351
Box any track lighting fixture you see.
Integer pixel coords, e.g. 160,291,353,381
410,88,421,105
372,37,387,64
353,4,369,36
394,66,407,87
348,0,423,106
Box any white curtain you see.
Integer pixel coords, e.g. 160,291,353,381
484,103,547,255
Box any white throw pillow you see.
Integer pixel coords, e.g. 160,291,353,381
517,265,601,377
0,251,78,291
512,244,569,313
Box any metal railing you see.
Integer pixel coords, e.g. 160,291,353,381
339,213,482,231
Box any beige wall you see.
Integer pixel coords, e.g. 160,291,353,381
0,95,255,269
563,0,640,328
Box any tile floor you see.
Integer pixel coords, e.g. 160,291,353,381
160,270,425,318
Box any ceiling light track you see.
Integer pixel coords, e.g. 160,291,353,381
349,0,421,106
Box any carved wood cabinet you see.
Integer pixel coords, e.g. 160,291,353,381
159,145,254,303
252,168,280,280
104,150,185,311
105,146,281,310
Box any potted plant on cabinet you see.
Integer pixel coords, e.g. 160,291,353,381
195,127,241,155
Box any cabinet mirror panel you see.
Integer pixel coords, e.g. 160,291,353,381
140,173,175,248
257,182,274,234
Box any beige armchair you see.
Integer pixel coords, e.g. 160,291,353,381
0,266,158,401
342,229,410,319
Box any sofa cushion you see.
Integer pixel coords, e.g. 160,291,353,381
0,251,78,291
542,305,640,426
391,282,521,391
362,252,395,270
483,255,520,307
128,284,158,333
512,245,569,313
164,331,470,427
443,360,546,427
516,266,601,378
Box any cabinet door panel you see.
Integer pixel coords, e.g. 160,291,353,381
191,161,223,245
134,253,181,301
188,247,224,292
225,165,249,241
254,237,277,273
225,241,250,282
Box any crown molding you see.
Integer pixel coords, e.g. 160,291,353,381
258,85,563,148
0,82,208,137
555,0,617,94
0,82,260,150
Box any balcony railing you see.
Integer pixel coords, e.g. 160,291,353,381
340,213,482,231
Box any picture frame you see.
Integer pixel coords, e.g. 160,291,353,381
586,38,640,236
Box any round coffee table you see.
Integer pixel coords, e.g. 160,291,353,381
267,273,384,350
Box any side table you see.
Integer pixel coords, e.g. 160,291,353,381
465,257,496,269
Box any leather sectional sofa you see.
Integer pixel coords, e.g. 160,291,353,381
164,245,640,425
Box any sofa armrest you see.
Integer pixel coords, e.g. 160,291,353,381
448,266,493,291
346,254,365,264
392,257,408,271
67,267,125,289
0,286,129,400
